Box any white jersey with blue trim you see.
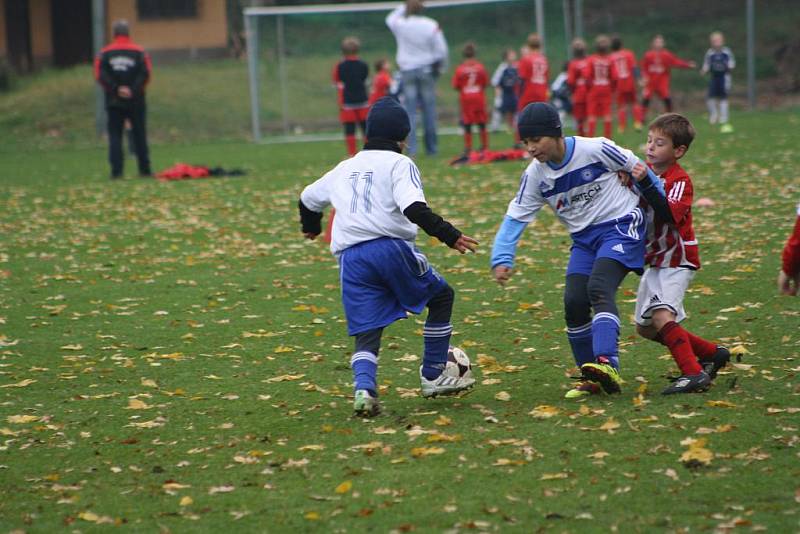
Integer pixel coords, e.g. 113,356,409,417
301,150,426,255
506,136,640,234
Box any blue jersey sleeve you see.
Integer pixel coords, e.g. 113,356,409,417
490,215,528,269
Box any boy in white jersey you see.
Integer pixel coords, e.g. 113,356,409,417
299,97,478,417
491,102,666,398
629,113,730,394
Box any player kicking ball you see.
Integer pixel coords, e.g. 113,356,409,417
491,102,667,399
299,97,478,417
628,113,730,394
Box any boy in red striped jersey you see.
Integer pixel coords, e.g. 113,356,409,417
566,38,589,136
778,202,800,295
630,113,729,394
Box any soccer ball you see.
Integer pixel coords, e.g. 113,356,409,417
443,346,473,381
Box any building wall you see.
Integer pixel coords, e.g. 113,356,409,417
107,0,227,51
28,0,51,60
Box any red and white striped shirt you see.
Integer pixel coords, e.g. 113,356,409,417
643,162,700,269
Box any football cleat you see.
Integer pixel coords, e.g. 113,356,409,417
661,371,711,395
700,346,731,380
352,389,381,417
580,359,622,394
420,372,475,398
565,379,603,399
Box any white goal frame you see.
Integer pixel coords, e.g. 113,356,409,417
243,0,546,142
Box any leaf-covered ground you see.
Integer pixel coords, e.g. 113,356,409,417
1,111,799,532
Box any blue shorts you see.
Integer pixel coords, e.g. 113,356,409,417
708,76,729,98
499,92,518,114
567,208,646,276
339,237,448,336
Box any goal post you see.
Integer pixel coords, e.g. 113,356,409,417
243,0,556,143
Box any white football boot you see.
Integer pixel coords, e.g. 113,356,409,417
419,368,475,398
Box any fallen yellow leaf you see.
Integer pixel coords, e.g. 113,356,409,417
334,480,352,494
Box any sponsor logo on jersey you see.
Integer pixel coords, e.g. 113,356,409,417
110,56,136,71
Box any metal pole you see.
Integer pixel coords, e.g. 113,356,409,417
562,0,572,58
535,0,545,53
276,15,290,135
92,0,105,137
245,13,261,142
574,0,583,38
746,0,755,109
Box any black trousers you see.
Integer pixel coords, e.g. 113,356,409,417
107,102,151,177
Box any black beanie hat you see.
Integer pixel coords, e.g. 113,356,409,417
366,97,411,142
517,102,562,140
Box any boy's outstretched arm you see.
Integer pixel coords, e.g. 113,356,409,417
298,199,323,240
490,215,528,286
403,201,478,253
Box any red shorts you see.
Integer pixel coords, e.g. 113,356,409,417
572,101,586,121
616,89,637,105
642,78,670,100
460,99,487,125
517,89,548,112
587,91,612,117
340,106,369,123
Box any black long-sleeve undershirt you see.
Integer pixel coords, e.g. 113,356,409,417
403,201,461,247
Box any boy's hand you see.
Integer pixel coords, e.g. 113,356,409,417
452,234,478,254
492,265,513,286
631,161,649,181
618,170,632,186
303,232,319,240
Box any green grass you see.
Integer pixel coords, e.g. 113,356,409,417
1,109,799,532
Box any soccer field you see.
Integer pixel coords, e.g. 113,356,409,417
1,110,798,532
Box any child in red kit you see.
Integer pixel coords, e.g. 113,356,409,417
333,36,369,156
609,34,642,133
369,58,393,106
640,35,695,120
516,33,548,142
778,203,800,295
630,113,730,394
583,34,616,139
566,38,589,136
452,42,489,157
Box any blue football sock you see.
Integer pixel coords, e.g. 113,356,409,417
350,351,378,395
422,321,452,380
592,312,621,369
566,322,594,367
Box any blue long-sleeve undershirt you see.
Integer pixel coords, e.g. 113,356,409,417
490,215,528,269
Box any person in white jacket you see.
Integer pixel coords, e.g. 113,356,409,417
386,0,449,156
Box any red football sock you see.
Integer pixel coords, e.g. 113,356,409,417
463,131,473,152
660,321,702,375
479,127,489,151
603,119,612,139
587,117,597,136
686,331,717,360
324,208,336,244
345,135,357,156
617,109,627,131
633,104,644,125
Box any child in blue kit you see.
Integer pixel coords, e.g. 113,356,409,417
491,102,665,398
299,97,478,417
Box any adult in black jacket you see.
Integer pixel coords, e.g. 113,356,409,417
94,20,152,179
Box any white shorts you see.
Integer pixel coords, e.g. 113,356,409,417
634,267,695,326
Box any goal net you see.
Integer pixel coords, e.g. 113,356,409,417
244,0,563,142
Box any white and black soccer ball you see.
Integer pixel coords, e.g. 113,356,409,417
443,346,473,380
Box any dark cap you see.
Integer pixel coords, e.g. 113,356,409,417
517,102,562,140
365,97,410,142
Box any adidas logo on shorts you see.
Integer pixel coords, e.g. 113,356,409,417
650,294,661,303
612,243,625,254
